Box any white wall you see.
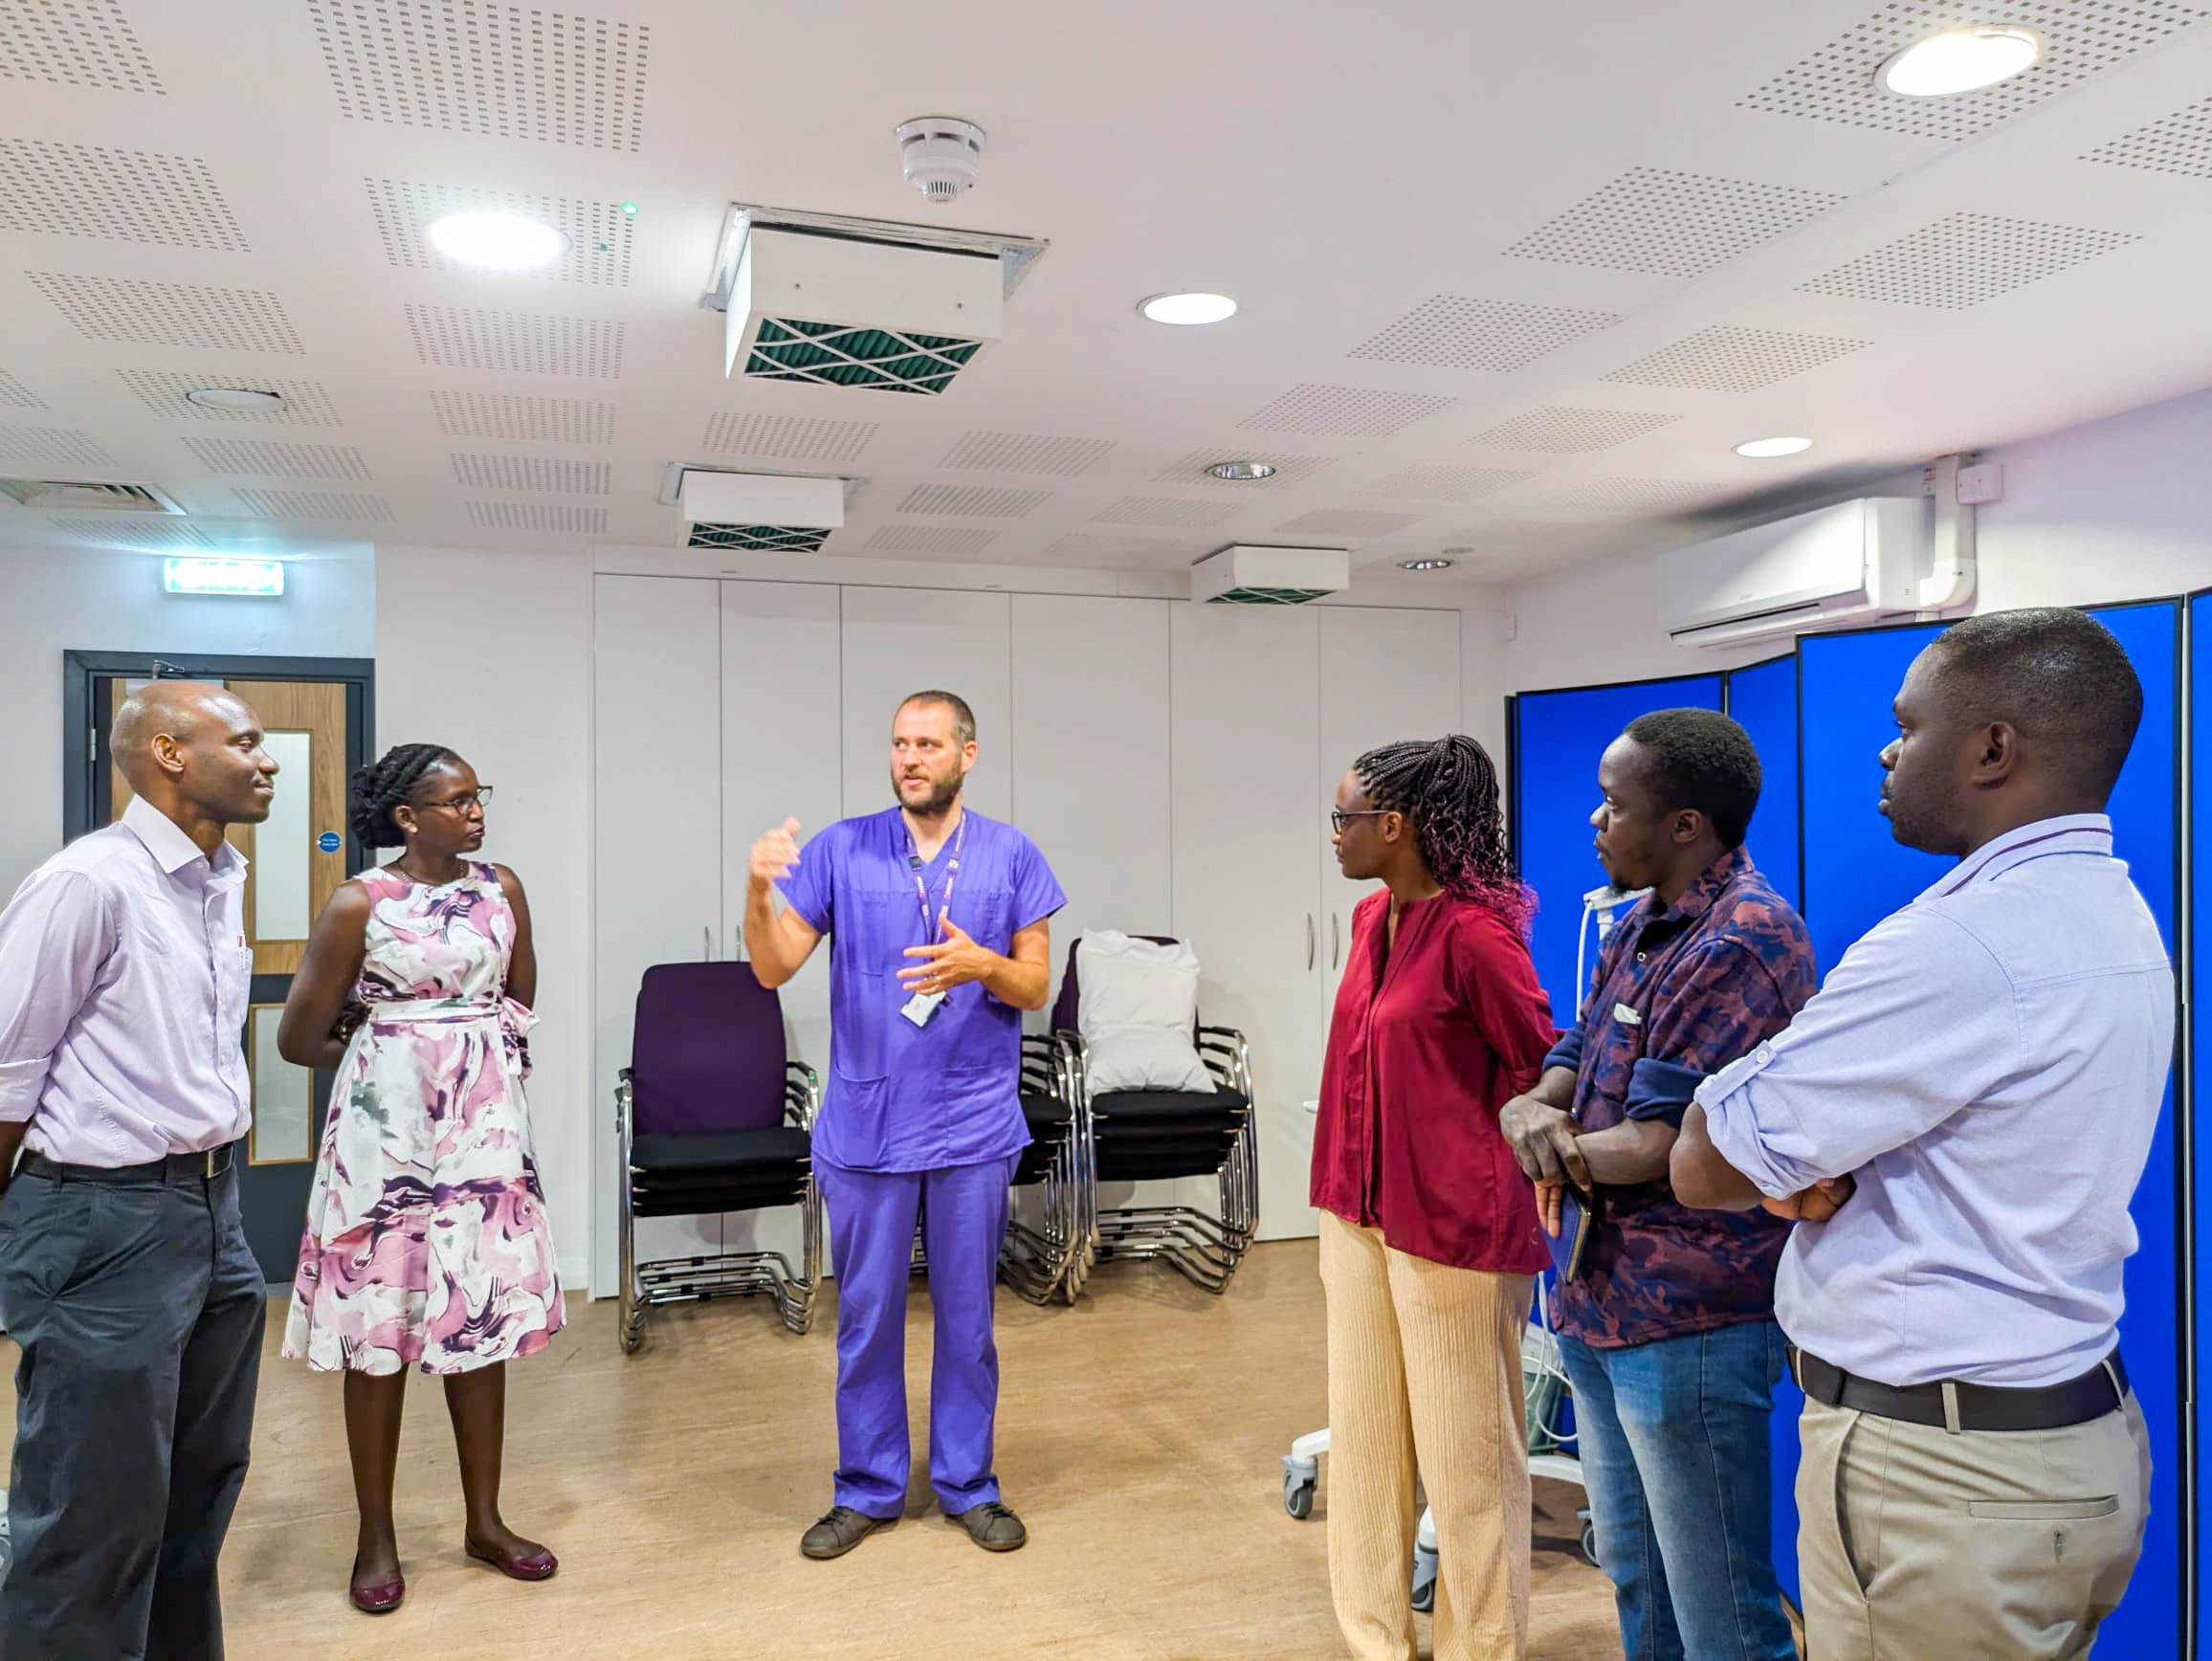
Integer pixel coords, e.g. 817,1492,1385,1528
374,544,594,1286
0,543,375,899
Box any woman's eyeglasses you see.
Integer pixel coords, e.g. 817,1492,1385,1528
1330,808,1389,833
418,786,494,814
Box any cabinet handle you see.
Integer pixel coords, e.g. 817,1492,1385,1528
1306,913,1316,972
1332,912,1340,970
703,925,714,962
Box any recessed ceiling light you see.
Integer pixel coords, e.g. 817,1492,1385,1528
1877,27,2040,98
1735,435,1814,458
1206,459,1276,481
185,387,285,412
428,210,569,270
1140,291,1238,326
1400,558,1455,572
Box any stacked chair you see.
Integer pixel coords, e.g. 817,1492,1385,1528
996,1033,1089,1303
614,961,823,1350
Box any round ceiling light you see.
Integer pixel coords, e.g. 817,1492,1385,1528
1400,558,1456,572
1206,459,1276,481
1139,291,1238,326
185,387,286,412
428,210,568,270
1734,435,1814,458
1876,27,2041,97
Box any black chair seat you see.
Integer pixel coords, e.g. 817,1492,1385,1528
1021,1091,1072,1128
1091,1087,1249,1119
631,1127,810,1173
633,1173,810,1218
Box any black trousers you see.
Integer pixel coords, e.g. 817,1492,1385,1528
0,1154,264,1661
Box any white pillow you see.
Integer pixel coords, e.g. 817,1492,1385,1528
1073,933,1217,1096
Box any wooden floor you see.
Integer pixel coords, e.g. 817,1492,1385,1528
3,1240,1622,1659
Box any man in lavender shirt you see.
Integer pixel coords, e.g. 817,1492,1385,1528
0,681,279,1659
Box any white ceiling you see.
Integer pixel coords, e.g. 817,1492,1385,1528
4,0,2212,595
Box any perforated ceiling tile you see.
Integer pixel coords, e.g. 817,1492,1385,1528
2084,95,2212,176
1468,405,1681,452
403,303,623,378
1602,324,1869,392
939,431,1115,476
466,499,608,533
1272,508,1425,538
1738,1,2206,142
1155,449,1338,486
49,515,218,549
0,142,247,252
118,369,342,426
700,410,875,462
366,178,631,285
0,368,43,410
1043,531,1198,567
232,488,394,521
1090,495,1239,528
0,0,164,94
1799,212,2140,307
1356,465,1535,501
865,523,1005,554
431,389,612,445
30,273,303,353
1348,295,1623,370
0,423,115,466
307,0,649,151
451,452,611,494
182,437,371,479
1503,167,1848,277
896,483,1050,519
1238,384,1454,436
1556,476,1732,511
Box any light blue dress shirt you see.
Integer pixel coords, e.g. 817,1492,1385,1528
1697,815,2172,1388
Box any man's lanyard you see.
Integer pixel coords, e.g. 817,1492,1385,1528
904,813,966,939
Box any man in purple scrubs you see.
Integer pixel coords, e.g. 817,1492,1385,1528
744,690,1063,1560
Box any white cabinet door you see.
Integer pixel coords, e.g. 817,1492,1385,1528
590,575,723,1295
839,587,1013,821
720,580,843,1273
1169,604,1323,1241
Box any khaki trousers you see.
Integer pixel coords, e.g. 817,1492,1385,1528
1319,1210,1533,1661
1795,1388,2152,1660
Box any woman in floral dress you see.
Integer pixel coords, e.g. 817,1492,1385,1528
279,742,563,1613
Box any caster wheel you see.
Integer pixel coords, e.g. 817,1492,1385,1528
1284,1475,1315,1520
1409,1542,1438,1613
1582,1521,1600,1567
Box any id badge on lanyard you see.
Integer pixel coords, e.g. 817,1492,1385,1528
900,815,965,1028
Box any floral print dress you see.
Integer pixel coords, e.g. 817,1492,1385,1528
283,863,564,1375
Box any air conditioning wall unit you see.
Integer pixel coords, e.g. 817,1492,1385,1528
1656,498,1935,649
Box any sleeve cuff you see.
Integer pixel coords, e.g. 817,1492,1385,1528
1625,1056,1706,1127
1693,1045,1806,1200
0,1057,49,1123
1542,1026,1585,1075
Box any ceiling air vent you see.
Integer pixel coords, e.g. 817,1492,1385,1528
0,477,184,513
667,464,847,551
688,524,831,552
706,206,1046,397
1191,543,1352,606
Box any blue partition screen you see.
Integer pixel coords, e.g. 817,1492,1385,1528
1725,653,1803,911
2192,591,2210,1661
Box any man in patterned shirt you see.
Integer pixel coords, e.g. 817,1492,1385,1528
1500,708,1815,1661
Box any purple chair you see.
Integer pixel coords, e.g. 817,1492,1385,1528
615,962,822,1350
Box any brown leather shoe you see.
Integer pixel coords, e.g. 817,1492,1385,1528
800,1505,894,1560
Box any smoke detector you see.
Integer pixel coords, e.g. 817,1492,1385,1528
898,117,986,204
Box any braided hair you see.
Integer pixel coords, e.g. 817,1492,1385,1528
349,742,458,850
1353,735,1533,931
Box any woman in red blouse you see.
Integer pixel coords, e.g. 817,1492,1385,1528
1311,735,1556,1661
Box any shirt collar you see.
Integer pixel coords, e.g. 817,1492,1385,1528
1645,845,1755,927
122,794,248,883
1931,813,2113,899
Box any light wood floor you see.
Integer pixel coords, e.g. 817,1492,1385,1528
3,1240,1622,1659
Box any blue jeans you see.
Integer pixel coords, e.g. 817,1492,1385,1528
1559,1320,1795,1661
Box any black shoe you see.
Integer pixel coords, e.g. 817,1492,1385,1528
950,1500,1027,1553
800,1506,892,1560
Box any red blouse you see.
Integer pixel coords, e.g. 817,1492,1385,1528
1310,888,1557,1274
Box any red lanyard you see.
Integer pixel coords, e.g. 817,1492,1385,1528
904,813,966,938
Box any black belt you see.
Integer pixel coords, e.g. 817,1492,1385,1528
21,1141,237,1185
1791,1346,2128,1433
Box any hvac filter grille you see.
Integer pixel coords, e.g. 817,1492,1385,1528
431,389,613,444
686,522,827,551
1602,325,1869,392
469,499,608,534
184,437,371,479
1156,449,1337,486
404,303,623,377
234,488,395,521
1357,465,1534,501
1469,406,1680,452
1091,495,1238,528
2084,96,2212,175
742,320,982,395
896,483,1050,519
306,0,649,150
366,178,631,284
1239,384,1454,436
1208,587,1335,607
0,424,115,466
700,411,874,461
30,274,303,353
0,0,164,94
865,524,1004,554
1349,295,1623,370
0,143,247,250
1738,1,2207,142
1504,168,1848,277
119,369,342,426
0,369,45,410
940,431,1114,476
451,452,610,494
1044,532,1194,566
50,515,219,548
1273,508,1423,537
1558,476,1729,511
1799,212,2140,307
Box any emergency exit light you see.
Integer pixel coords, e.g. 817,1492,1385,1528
164,557,285,597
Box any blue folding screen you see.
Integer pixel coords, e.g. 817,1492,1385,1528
1723,653,1803,910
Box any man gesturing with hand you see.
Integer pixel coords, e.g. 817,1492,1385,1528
744,691,1064,1563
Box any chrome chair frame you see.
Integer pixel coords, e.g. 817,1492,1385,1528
998,1033,1090,1304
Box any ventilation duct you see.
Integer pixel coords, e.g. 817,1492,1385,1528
0,477,184,514
669,465,847,552
1191,543,1351,606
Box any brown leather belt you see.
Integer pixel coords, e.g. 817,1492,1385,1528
1791,1346,2127,1432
